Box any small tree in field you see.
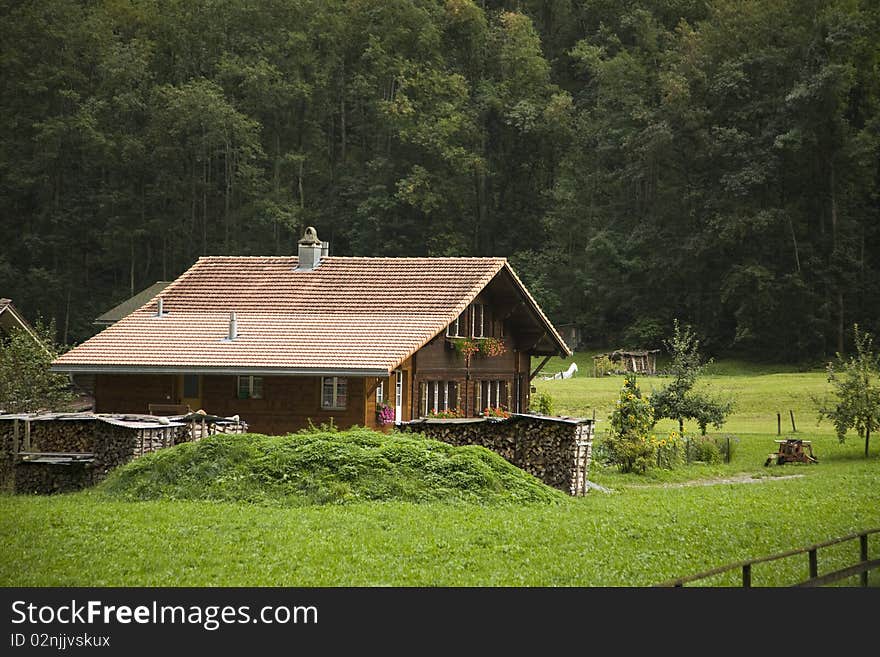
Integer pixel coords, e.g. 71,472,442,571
650,319,733,435
605,374,655,473
0,322,74,413
817,325,880,458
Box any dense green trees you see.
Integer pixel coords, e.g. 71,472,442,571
1,0,878,358
0,322,73,413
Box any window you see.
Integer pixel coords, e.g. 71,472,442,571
395,371,404,410
470,302,490,338
322,377,347,409
471,303,484,338
237,375,263,399
376,379,385,404
446,311,464,337
476,380,509,413
421,381,459,416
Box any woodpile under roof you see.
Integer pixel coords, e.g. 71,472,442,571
593,349,660,376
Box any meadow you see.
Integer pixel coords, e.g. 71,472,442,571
1,357,878,587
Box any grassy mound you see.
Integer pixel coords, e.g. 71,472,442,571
98,429,564,506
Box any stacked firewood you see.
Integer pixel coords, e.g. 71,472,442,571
14,462,93,494
405,415,594,494
30,420,96,453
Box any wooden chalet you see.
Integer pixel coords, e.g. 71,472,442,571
52,228,571,435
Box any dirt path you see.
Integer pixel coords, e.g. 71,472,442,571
628,473,806,489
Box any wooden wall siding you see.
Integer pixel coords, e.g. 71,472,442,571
410,293,534,417
413,376,522,418
519,351,531,412
201,375,367,435
94,374,176,413
95,374,368,435
412,340,524,417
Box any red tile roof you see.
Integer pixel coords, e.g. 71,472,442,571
53,256,569,375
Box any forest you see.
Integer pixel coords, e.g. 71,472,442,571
1,0,878,360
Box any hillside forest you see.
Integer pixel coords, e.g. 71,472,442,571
1,0,878,360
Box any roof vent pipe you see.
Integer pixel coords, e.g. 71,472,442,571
228,312,237,340
156,297,165,317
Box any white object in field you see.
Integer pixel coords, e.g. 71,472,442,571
543,362,579,380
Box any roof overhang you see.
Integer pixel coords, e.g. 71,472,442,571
497,264,572,357
50,364,390,377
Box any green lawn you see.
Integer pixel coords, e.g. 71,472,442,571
534,354,835,435
1,358,878,587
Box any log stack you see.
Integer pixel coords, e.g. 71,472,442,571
0,413,191,494
403,414,594,495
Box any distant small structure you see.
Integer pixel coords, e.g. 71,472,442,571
93,281,171,327
555,323,583,351
593,349,660,376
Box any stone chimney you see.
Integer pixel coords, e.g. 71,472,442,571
297,226,326,271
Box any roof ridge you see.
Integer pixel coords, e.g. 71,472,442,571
195,255,508,261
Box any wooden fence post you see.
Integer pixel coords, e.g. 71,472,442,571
789,410,797,433
861,534,869,587
742,563,751,588
777,412,781,436
809,549,818,579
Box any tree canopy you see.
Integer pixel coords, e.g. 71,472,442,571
650,319,733,434
1,0,878,359
0,322,74,413
818,324,880,457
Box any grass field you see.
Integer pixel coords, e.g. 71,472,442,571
533,352,834,435
1,357,878,587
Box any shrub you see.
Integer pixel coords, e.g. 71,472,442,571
530,391,554,415
684,435,719,464
605,374,655,473
651,431,683,469
682,434,738,464
594,355,616,377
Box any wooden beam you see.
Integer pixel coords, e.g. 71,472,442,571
529,355,552,381
794,559,880,587
13,419,19,456
24,420,31,451
366,377,383,397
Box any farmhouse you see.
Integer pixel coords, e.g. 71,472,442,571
52,228,571,435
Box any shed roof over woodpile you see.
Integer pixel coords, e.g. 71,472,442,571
593,349,661,359
0,412,187,430
53,256,570,376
